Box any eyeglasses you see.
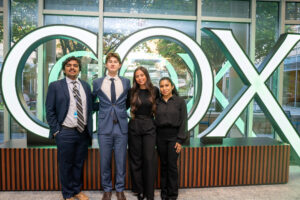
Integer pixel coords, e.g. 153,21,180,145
66,64,79,68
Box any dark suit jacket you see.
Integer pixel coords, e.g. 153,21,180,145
46,78,93,139
92,76,130,135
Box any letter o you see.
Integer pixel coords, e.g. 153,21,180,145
115,27,214,131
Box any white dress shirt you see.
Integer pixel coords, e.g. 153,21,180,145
101,75,123,101
62,77,87,128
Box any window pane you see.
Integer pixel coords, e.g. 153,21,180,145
0,14,3,143
11,0,37,43
104,18,195,54
104,0,196,16
44,0,99,12
286,2,300,20
201,22,249,136
255,2,279,99
202,0,250,18
44,15,99,33
0,0,3,7
10,0,38,141
283,25,300,134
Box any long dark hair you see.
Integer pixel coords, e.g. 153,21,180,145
159,77,178,96
130,66,156,118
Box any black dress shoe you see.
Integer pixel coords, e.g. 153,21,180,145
137,193,144,200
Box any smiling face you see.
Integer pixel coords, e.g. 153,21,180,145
160,79,174,98
106,56,121,76
135,69,147,88
63,59,80,80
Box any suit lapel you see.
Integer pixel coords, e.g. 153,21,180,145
61,78,70,101
116,77,128,102
98,78,111,102
79,79,89,108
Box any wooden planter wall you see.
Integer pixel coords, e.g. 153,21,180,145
0,144,290,191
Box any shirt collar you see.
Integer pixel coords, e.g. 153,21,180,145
106,74,119,81
160,94,175,103
66,76,79,84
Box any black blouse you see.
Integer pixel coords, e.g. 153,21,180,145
127,87,159,117
155,95,187,144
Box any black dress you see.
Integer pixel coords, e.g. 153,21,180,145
155,95,187,199
127,87,159,199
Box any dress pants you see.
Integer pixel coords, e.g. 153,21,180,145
157,138,179,199
128,118,156,199
98,123,128,192
55,127,89,199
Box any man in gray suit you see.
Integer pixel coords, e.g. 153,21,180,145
92,52,130,200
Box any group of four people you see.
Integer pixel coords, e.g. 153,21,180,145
45,52,187,200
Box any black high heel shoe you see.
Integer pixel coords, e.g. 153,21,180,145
137,193,144,200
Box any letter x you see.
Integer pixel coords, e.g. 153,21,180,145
200,28,300,160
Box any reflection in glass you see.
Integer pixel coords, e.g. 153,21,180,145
253,100,275,138
255,2,279,98
283,25,300,121
104,0,196,16
104,18,196,54
255,2,279,65
10,0,37,138
11,0,37,43
45,15,99,33
286,2,300,20
202,0,250,18
45,0,99,12
21,51,37,116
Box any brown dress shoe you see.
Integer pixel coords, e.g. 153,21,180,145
102,192,112,200
74,191,89,200
116,191,126,200
65,197,75,200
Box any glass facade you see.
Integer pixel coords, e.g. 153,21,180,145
104,0,196,16
44,0,99,11
202,0,250,18
0,0,299,145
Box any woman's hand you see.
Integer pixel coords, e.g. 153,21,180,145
174,142,182,153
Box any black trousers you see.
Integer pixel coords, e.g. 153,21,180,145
157,138,179,199
128,118,157,198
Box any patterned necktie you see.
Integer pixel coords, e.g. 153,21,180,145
72,81,85,133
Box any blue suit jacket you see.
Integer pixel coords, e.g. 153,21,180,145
46,78,93,139
92,76,130,135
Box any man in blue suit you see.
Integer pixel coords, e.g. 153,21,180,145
93,52,130,200
46,57,93,200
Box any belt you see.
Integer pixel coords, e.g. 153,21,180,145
62,125,86,131
61,125,76,130
135,115,153,120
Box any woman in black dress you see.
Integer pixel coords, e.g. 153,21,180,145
127,66,159,200
155,77,187,200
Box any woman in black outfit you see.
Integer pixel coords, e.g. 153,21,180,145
155,77,187,200
127,66,159,200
